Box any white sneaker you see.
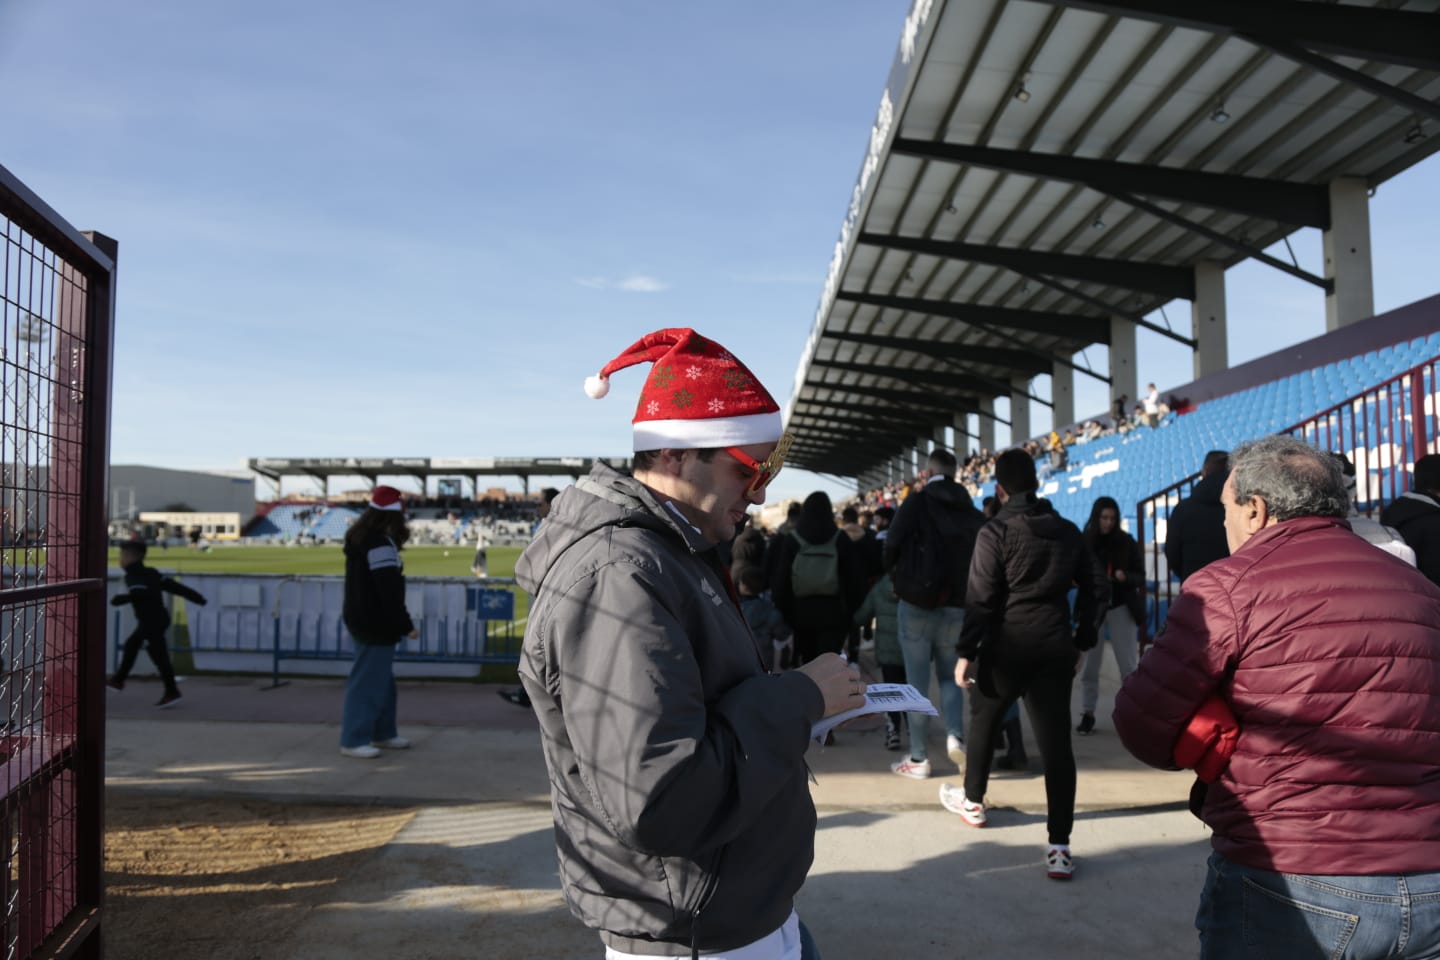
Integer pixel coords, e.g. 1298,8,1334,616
372,737,411,750
938,783,986,827
1046,845,1074,880
339,744,381,759
890,757,932,780
946,734,966,767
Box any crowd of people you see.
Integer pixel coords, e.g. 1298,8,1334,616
304,327,1440,959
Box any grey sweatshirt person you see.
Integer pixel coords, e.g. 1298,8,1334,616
515,461,825,956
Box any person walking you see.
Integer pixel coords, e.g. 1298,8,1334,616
107,540,207,708
883,448,985,778
769,491,867,666
338,486,417,759
516,327,862,958
854,571,905,750
1076,496,1144,736
1114,436,1440,959
1165,451,1231,583
942,449,1108,880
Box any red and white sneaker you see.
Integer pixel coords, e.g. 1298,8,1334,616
938,783,986,827
1046,845,1074,880
890,757,932,780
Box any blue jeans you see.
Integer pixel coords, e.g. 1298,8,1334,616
896,601,965,761
1197,851,1440,959
340,640,399,748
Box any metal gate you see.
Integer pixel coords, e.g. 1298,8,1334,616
1,164,115,959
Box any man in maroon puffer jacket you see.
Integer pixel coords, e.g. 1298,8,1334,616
1114,435,1440,960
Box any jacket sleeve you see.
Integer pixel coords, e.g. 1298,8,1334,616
1163,504,1186,581
882,495,918,572
1072,535,1110,643
161,578,207,606
853,585,876,627
836,533,868,617
1112,568,1239,770
548,560,826,859
958,523,1005,660
365,542,415,637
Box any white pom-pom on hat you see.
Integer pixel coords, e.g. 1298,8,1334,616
584,374,610,399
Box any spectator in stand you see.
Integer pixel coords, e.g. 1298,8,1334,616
1165,451,1231,584
1143,382,1160,422
338,487,418,759
1381,453,1440,585
884,449,986,779
1076,497,1143,736
944,449,1108,880
873,506,895,543
770,491,867,668
1113,436,1440,959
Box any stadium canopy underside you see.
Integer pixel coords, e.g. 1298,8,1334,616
784,0,1440,482
247,456,632,496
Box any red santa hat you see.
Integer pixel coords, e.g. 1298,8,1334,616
368,486,405,512
584,328,782,450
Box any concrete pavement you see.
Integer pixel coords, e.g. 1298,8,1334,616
105,660,1214,959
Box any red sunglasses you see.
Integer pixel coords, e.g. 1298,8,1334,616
725,434,795,495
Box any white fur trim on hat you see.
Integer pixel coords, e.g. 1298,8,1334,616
584,374,610,399
632,411,782,451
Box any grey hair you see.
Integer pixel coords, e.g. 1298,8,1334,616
1229,435,1349,521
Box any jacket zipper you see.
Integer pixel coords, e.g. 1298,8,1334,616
689,847,726,960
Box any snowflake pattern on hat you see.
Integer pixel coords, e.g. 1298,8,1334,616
583,327,782,450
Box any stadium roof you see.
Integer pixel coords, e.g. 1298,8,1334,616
785,0,1440,477
247,456,631,483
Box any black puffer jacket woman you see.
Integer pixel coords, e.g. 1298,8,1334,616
1082,496,1145,627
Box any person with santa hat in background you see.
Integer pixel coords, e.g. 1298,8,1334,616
515,329,862,959
338,486,419,759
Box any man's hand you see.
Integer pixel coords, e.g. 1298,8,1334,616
954,657,978,687
1114,570,1127,583
406,628,420,640
798,653,866,718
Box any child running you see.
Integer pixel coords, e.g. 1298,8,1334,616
107,540,207,708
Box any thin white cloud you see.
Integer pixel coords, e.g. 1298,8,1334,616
573,274,670,293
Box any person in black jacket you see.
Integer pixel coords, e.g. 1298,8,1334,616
1076,497,1145,735
1380,453,1440,586
339,487,417,759
882,448,986,778
770,491,867,666
1164,450,1230,583
107,540,206,708
942,449,1108,881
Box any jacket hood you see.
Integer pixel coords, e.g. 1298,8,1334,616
1190,469,1229,506
1000,492,1069,540
514,461,706,595
923,477,981,512
1384,493,1440,527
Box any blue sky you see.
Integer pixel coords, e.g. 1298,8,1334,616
2,0,1437,506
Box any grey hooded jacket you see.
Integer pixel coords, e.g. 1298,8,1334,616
515,462,825,956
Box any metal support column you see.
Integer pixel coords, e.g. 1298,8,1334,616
1324,176,1375,330
1192,261,1229,379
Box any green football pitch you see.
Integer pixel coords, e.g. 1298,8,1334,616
104,544,525,579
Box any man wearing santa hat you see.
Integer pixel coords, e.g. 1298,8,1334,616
515,329,862,960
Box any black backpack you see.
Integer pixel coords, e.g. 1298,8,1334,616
892,491,981,609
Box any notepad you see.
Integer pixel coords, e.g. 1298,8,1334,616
810,683,938,743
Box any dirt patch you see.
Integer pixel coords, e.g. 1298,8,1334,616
104,791,414,960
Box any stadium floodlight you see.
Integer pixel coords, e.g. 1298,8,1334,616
1210,103,1230,124
1404,121,1426,145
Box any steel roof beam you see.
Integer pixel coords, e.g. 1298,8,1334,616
791,406,944,432
1020,0,1440,73
837,290,1110,346
1245,36,1440,126
821,329,1052,376
858,232,1196,300
890,137,1330,229
806,380,976,413
809,358,997,396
